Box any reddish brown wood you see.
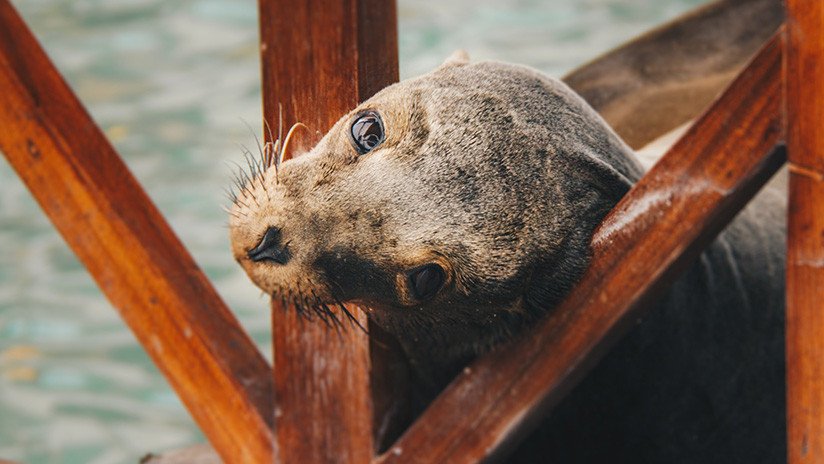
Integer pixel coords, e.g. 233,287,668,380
376,33,785,464
785,3,824,462
0,2,273,462
260,0,398,155
271,305,373,463
259,1,398,462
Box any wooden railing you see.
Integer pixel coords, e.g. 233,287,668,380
0,1,273,462
0,0,820,463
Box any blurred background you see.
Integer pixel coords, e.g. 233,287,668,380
0,0,703,462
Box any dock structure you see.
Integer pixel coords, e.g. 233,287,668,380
0,0,820,462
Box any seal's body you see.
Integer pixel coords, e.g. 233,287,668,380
229,56,785,463
521,193,786,463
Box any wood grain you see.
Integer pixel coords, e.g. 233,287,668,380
564,0,782,149
0,2,274,463
376,33,785,464
784,2,824,462
258,1,398,462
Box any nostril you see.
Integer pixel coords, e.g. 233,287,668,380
247,226,290,265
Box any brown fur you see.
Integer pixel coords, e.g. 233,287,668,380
231,55,642,387
229,3,786,461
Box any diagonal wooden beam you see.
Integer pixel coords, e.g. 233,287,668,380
376,32,785,464
258,1,398,462
784,2,824,462
0,2,274,462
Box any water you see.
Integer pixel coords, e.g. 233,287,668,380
0,0,703,462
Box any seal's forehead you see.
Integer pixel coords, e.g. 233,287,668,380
354,60,542,113
438,61,564,98
339,59,577,145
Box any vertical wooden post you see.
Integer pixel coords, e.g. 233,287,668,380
785,2,824,462
258,1,398,462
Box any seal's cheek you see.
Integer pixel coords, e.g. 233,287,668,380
313,250,400,306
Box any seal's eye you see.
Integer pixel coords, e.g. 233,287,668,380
407,263,446,301
350,111,385,154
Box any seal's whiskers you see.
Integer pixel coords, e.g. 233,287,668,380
229,108,308,207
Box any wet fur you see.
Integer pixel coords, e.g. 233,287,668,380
230,57,785,462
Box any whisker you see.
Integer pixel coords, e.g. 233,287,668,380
321,302,343,330
222,186,238,205
312,304,331,326
295,285,314,323
276,105,284,183
227,161,250,188
280,122,308,166
271,139,282,184
334,296,368,334
263,117,276,161
242,118,267,169
221,204,244,220
277,104,284,159
229,160,261,208
264,141,278,185
292,295,309,321
239,144,259,182
235,196,252,210
303,292,332,327
239,143,269,195
309,288,342,330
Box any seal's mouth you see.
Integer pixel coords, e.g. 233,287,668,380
234,223,451,328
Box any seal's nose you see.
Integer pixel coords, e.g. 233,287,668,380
247,226,290,265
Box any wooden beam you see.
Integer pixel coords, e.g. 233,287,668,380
376,33,784,464
785,2,824,462
258,1,398,462
0,2,274,463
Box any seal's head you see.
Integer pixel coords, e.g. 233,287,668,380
229,53,643,360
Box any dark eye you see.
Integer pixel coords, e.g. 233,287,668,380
350,111,385,154
407,263,446,301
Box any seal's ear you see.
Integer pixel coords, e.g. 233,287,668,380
438,50,470,69
564,148,636,204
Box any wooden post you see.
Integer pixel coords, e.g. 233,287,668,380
258,1,398,462
785,2,824,462
0,2,274,463
376,34,784,464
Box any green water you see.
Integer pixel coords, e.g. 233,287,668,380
0,0,703,462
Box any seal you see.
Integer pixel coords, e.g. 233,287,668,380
229,53,786,463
